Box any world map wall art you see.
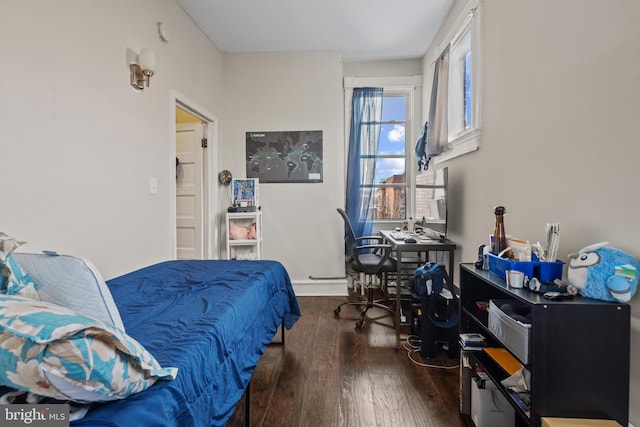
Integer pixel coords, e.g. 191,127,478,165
245,130,323,183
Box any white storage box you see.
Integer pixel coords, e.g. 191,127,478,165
488,300,531,364
471,378,514,427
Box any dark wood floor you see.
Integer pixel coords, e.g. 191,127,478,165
227,294,473,427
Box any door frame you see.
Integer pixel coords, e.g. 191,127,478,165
170,90,219,259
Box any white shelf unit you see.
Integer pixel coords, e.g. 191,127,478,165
225,211,262,260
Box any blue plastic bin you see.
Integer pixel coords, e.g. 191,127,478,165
535,260,564,283
488,253,535,279
487,253,564,283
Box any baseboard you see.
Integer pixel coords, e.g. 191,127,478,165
292,278,349,296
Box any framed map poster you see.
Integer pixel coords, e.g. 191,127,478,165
246,130,323,183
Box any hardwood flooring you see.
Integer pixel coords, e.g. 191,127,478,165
227,294,473,427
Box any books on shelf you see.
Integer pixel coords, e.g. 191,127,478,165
459,333,488,350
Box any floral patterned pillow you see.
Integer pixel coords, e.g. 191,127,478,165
0,294,178,403
0,233,39,299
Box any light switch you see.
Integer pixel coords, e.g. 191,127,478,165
149,177,158,195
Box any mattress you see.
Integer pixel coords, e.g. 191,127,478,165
71,259,300,427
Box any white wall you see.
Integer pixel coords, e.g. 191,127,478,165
343,59,422,77
0,0,224,278
221,52,346,295
424,0,640,424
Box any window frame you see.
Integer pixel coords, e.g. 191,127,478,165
370,90,409,221
344,76,422,226
433,0,483,164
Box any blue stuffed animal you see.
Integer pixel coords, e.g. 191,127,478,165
567,242,639,303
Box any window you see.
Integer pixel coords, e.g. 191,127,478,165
434,0,482,163
449,26,472,137
344,76,421,223
415,167,447,236
372,93,408,220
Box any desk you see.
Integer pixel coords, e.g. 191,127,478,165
379,230,457,342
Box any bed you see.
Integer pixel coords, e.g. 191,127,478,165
0,249,300,427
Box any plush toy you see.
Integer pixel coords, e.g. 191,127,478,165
229,223,256,240
567,242,639,303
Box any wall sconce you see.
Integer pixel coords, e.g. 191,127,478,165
130,48,156,90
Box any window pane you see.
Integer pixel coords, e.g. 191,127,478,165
374,158,405,184
357,124,382,156
379,123,405,155
464,50,472,128
448,26,472,138
372,187,406,220
415,187,446,221
416,168,445,186
381,96,406,121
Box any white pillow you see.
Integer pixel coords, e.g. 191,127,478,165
12,252,125,330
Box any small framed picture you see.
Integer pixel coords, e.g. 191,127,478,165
232,178,259,208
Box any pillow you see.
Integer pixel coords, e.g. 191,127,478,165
12,252,124,330
0,232,25,262
0,294,178,403
0,233,39,300
2,254,40,300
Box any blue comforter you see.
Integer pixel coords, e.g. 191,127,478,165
72,260,300,427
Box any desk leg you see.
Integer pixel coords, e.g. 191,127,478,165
395,247,403,348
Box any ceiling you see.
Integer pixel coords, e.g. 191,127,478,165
176,0,455,61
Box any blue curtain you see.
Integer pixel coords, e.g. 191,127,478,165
346,87,383,238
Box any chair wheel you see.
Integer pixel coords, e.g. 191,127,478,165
355,319,364,329
334,307,341,316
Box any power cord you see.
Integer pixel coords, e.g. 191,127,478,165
403,334,460,370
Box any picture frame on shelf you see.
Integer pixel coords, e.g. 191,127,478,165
231,178,259,211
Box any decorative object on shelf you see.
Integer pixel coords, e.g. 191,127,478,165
492,206,507,255
229,223,256,240
567,241,639,303
231,178,259,209
130,48,156,90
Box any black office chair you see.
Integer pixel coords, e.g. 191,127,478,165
334,208,397,328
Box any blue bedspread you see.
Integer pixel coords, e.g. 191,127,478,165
72,260,300,427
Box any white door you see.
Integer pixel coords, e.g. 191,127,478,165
176,122,204,259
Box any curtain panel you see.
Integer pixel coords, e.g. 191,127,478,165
426,46,450,157
345,87,383,239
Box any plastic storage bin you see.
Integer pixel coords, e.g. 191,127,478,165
488,300,531,364
487,253,564,283
536,260,564,282
488,253,535,279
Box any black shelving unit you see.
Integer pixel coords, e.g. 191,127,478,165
459,263,630,427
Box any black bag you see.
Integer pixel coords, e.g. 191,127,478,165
413,263,459,328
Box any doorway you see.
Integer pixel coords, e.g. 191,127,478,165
172,93,219,260
176,110,205,259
